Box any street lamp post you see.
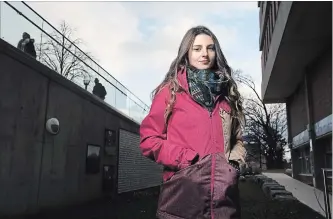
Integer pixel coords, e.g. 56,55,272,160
83,76,91,90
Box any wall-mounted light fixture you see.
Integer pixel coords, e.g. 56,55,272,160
46,118,60,135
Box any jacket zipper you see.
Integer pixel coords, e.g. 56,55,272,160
183,88,218,218
210,110,215,219
179,71,224,217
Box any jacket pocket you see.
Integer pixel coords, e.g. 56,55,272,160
157,154,212,219
212,153,240,218
173,153,210,176
216,153,238,178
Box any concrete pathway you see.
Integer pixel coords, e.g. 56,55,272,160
263,172,332,217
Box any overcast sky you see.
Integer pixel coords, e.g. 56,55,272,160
1,1,261,105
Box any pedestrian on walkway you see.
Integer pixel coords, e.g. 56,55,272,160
17,32,37,59
92,78,107,100
24,38,37,59
140,26,247,219
17,32,30,51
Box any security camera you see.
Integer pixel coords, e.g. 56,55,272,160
46,118,60,135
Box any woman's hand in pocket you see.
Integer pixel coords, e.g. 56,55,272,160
177,149,199,170
191,154,200,165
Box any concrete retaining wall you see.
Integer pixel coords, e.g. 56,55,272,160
244,174,297,201
0,39,161,216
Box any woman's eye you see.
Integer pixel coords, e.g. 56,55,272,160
193,47,214,52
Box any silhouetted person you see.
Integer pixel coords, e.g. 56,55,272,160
17,32,30,51
24,39,37,59
92,78,107,100
17,32,37,59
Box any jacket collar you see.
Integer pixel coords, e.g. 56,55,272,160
177,66,189,93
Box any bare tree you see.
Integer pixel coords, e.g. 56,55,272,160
36,21,92,81
234,70,287,169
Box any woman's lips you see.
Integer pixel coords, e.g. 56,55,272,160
200,60,209,64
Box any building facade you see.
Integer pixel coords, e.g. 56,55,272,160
258,1,332,189
243,138,267,172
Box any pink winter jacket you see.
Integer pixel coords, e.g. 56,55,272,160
139,67,246,219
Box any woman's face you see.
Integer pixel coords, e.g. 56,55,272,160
188,34,216,70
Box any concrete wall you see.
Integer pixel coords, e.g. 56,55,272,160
287,49,332,139
287,81,307,138
309,50,332,124
0,39,159,216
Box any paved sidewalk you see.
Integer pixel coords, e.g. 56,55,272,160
263,172,332,217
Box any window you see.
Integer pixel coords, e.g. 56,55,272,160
298,146,311,174
325,138,332,169
86,144,101,174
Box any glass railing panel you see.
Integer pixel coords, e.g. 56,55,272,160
0,1,150,124
115,88,129,116
0,2,43,52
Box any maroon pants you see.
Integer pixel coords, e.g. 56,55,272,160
156,153,240,219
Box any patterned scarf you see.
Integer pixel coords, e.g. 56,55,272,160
187,66,225,110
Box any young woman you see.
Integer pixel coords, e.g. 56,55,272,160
140,26,247,219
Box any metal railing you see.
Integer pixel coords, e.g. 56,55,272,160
322,168,332,219
0,1,150,124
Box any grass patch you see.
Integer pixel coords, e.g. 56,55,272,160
239,179,325,219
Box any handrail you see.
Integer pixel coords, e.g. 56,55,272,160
322,168,332,219
3,1,150,118
21,1,148,109
4,1,123,93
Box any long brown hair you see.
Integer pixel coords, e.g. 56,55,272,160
151,25,244,124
